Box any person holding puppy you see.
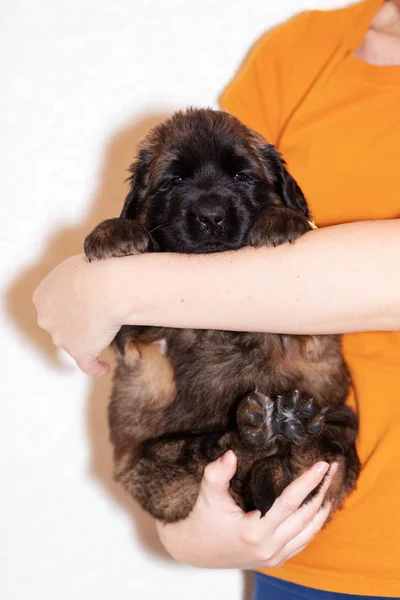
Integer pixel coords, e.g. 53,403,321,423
33,0,400,598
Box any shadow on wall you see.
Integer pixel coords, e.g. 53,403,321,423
6,112,171,371
6,110,253,600
6,111,172,560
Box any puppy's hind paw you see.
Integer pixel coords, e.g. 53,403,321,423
276,391,325,444
236,391,277,449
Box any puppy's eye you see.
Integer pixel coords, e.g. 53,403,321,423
234,172,251,182
157,176,184,193
170,176,183,186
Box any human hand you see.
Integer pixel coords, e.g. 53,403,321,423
33,254,122,376
156,450,337,569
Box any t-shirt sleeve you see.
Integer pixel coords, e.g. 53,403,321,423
219,12,313,146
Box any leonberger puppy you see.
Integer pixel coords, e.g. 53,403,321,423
84,108,360,523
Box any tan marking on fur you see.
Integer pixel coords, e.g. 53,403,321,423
114,450,136,482
123,340,141,366
120,340,177,411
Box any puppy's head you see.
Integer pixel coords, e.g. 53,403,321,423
121,108,308,253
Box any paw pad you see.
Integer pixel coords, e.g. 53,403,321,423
276,391,325,443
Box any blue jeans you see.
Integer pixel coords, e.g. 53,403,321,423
252,573,389,600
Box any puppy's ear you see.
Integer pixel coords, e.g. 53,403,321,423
262,144,309,217
120,149,150,219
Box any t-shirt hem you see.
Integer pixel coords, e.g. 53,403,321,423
259,565,400,597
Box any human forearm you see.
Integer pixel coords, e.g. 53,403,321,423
113,219,400,334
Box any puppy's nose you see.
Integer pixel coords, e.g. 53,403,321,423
195,201,225,233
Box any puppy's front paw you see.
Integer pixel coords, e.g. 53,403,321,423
248,206,312,248
84,218,153,262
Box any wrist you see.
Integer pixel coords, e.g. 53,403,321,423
82,256,129,328
100,253,160,327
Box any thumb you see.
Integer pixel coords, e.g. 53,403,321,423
201,450,237,500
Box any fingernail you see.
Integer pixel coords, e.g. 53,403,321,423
314,461,329,475
219,450,232,465
329,462,339,476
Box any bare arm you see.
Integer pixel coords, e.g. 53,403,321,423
118,220,399,334
33,219,400,375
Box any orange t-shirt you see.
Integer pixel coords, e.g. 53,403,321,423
221,0,400,596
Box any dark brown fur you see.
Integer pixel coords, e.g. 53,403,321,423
84,109,360,522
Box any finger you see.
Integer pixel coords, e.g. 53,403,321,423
270,501,332,568
75,356,110,377
200,450,238,505
262,461,330,529
275,463,338,545
279,544,308,565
